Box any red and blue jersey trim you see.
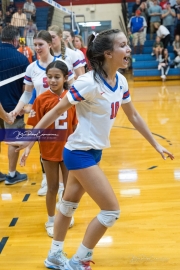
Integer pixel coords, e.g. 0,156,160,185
69,86,85,101
24,75,32,82
123,90,130,100
73,60,81,68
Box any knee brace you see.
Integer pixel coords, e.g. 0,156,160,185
97,210,120,228
59,199,79,217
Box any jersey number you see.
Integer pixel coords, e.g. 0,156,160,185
55,112,67,129
110,102,119,119
43,77,49,88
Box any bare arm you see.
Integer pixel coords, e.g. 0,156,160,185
0,104,15,124
121,101,174,160
8,95,73,151
74,66,85,78
12,84,34,116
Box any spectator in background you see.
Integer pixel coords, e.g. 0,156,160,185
173,34,180,55
148,0,162,40
173,0,180,35
128,9,147,54
155,23,171,48
0,10,4,25
23,0,36,22
152,36,164,60
158,48,171,81
4,10,12,26
11,8,27,37
17,37,34,63
6,0,17,15
24,18,37,51
138,2,148,41
160,0,168,9
132,0,141,15
161,2,176,44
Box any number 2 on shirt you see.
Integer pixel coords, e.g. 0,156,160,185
55,112,68,129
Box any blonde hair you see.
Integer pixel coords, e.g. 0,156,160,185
48,25,66,60
74,35,86,48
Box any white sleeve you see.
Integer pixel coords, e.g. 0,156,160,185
67,48,82,70
66,73,96,104
120,75,131,104
23,63,34,85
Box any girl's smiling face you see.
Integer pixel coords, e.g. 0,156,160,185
47,67,68,93
33,38,50,56
110,32,131,69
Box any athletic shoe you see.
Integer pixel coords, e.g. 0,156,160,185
0,172,6,182
45,221,54,238
37,184,47,196
5,171,27,185
44,249,67,269
151,52,155,56
64,257,94,270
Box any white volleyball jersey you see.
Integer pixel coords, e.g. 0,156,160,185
24,57,74,97
74,48,86,66
65,71,131,151
56,47,82,71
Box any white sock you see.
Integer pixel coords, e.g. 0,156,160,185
48,215,55,223
51,240,64,253
73,243,93,261
9,171,16,177
59,182,64,189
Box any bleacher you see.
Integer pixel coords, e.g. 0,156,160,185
127,2,180,81
15,0,49,30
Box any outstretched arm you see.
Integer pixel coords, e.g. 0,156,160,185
121,101,174,160
7,95,73,151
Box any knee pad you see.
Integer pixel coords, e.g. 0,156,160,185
97,210,120,228
59,199,79,217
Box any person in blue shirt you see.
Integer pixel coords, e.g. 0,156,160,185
128,9,147,54
0,25,29,185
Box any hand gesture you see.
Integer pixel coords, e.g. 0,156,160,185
4,113,15,125
155,144,174,160
19,147,31,166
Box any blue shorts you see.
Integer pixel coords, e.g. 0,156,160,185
63,148,102,170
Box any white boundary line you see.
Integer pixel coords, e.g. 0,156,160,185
42,0,72,15
0,72,25,87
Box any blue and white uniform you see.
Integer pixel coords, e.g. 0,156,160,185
63,71,131,170
24,57,74,97
56,47,82,72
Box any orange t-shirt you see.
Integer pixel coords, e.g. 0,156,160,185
27,89,77,161
18,46,33,63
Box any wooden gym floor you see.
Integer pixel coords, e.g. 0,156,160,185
0,77,180,270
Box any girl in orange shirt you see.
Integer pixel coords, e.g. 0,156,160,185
19,61,77,238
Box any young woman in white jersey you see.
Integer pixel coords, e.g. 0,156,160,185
63,30,86,73
10,29,174,270
11,30,74,196
48,25,84,79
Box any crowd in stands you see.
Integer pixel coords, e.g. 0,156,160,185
128,0,180,80
0,0,37,43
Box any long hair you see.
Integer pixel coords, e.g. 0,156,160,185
86,29,121,82
48,25,66,60
33,30,54,56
